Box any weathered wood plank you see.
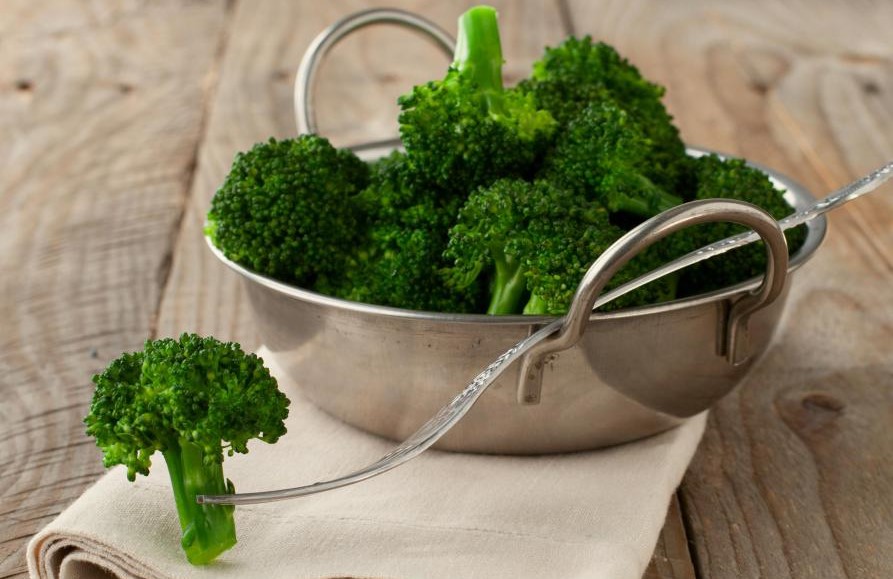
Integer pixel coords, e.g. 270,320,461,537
0,1,229,576
644,496,697,579
566,1,893,577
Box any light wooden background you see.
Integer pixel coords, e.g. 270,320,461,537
2,1,892,577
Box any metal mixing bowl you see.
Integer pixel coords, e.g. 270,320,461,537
206,149,826,454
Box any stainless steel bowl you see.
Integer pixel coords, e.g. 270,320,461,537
206,9,826,454
206,153,825,454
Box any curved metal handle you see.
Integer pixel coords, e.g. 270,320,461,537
294,8,455,136
517,199,790,404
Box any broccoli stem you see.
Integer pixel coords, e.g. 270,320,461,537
608,174,681,218
453,6,505,114
162,440,236,565
522,293,549,315
487,253,528,315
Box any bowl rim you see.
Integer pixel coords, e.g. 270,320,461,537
205,145,827,326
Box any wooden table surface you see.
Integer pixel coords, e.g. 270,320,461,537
2,1,892,577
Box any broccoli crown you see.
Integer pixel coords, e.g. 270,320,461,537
523,216,678,315
444,178,654,315
520,36,689,194
398,6,556,197
322,152,483,313
445,179,546,306
668,154,807,294
543,101,682,218
205,135,369,287
85,333,290,481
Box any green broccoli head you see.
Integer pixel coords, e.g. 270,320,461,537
85,334,289,565
320,151,484,313
667,154,807,295
445,178,547,314
205,135,369,288
543,101,682,219
522,216,678,315
398,6,556,198
520,36,689,194
444,178,664,315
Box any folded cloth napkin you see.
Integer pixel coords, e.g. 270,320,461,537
29,348,707,579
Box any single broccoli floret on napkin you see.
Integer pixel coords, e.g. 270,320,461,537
84,334,290,565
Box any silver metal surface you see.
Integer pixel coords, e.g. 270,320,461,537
294,8,455,137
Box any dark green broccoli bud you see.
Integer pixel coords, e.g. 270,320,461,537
668,154,807,295
522,220,678,315
398,6,556,198
352,151,430,222
519,36,689,194
205,135,369,288
445,178,669,315
322,152,484,312
446,178,550,315
84,334,290,565
543,102,683,219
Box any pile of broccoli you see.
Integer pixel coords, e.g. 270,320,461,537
206,5,806,316
85,334,290,564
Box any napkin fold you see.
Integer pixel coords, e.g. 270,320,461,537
29,348,706,579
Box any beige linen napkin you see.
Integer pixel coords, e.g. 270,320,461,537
29,348,706,579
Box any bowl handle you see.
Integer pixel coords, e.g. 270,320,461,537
517,198,790,405
294,8,455,137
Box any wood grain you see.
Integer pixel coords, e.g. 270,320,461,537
0,1,229,576
3,1,890,578
566,1,893,577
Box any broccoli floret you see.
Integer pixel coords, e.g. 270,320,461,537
324,152,483,312
445,179,549,315
667,154,807,295
205,135,369,288
445,178,668,315
523,221,678,315
84,334,290,565
542,102,683,219
398,6,556,198
520,36,689,194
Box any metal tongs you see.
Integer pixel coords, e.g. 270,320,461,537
197,9,893,506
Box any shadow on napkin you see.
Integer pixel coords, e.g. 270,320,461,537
28,348,706,579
